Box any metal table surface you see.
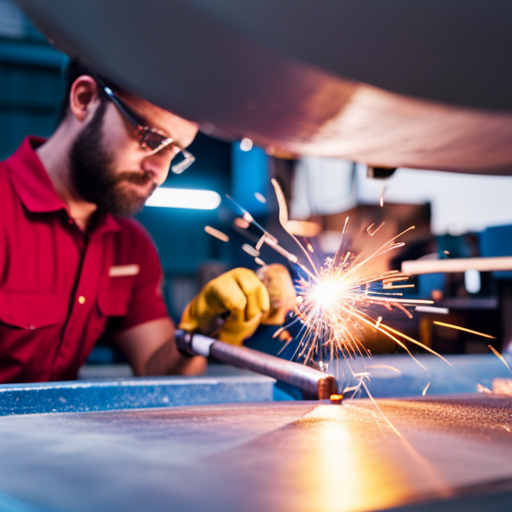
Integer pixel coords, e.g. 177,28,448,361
0,392,511,512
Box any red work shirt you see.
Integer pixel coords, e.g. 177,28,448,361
0,137,169,383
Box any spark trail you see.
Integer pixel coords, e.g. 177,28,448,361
220,180,449,375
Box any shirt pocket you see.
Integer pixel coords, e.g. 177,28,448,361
97,280,134,318
0,289,65,330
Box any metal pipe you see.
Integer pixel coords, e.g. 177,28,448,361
175,330,337,400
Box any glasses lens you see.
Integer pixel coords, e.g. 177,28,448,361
139,128,168,152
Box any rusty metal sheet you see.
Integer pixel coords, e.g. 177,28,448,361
14,0,512,174
0,395,511,511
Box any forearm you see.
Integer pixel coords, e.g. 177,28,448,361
144,338,206,376
114,318,206,377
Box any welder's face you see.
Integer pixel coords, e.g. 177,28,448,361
70,92,197,216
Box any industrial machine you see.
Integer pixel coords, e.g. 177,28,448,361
2,1,512,511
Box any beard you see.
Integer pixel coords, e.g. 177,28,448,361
70,100,157,217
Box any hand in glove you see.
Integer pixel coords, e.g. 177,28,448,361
179,268,270,346
256,264,297,325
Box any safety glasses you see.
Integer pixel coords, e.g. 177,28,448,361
103,86,195,174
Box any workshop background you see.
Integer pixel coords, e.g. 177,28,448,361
2,0,512,363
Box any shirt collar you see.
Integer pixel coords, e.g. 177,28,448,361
90,213,122,239
7,136,120,235
7,136,65,214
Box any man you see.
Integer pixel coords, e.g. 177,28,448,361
0,59,271,383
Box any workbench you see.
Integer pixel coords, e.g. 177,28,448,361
0,355,511,512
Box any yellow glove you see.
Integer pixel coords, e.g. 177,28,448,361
179,268,270,346
256,264,297,325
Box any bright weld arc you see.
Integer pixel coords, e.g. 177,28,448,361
226,181,449,369
219,180,487,425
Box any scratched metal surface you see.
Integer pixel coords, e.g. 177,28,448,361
0,395,511,512
0,375,275,416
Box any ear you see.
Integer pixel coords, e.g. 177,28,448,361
69,75,101,122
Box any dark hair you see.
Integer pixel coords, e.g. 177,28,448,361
57,58,121,124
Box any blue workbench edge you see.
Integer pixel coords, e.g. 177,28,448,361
0,375,277,416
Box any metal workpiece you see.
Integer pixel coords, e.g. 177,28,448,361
176,330,337,399
1,395,512,512
209,340,337,400
175,329,218,358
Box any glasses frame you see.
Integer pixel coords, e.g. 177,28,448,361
103,86,195,174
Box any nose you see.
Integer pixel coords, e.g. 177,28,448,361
141,151,174,186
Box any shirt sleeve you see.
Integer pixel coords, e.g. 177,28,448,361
111,222,170,334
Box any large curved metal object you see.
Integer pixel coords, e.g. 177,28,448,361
15,0,512,174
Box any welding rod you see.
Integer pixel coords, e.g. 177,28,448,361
175,329,337,400
402,256,512,276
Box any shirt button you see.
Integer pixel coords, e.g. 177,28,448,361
78,296,86,304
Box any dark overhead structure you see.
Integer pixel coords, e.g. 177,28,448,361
14,0,512,175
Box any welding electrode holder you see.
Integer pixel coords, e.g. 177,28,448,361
175,329,338,400
175,330,196,357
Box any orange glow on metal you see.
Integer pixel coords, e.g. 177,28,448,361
301,406,414,512
477,383,493,393
492,378,512,394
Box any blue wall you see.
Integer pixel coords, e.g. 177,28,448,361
232,142,269,216
0,40,65,159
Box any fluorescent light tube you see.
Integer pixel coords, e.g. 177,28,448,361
145,188,221,210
